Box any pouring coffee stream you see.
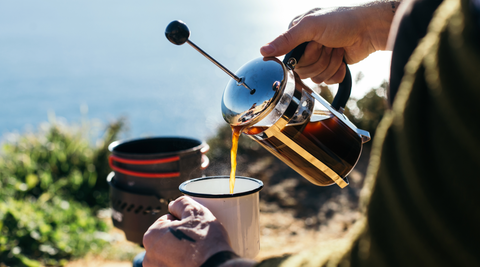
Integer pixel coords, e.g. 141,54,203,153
165,20,371,191
165,20,249,193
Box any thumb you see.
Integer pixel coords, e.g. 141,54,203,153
260,19,318,57
168,196,214,220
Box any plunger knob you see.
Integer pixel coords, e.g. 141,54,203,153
165,20,190,45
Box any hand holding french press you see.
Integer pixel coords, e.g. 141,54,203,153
260,4,395,79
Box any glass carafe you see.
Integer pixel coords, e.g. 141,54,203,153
222,55,370,188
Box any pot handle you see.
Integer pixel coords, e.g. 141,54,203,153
108,155,180,178
282,42,352,111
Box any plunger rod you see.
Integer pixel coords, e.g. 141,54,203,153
187,40,255,94
186,40,239,82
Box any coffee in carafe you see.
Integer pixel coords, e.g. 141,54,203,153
245,114,362,187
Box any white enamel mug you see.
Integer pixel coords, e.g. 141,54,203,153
179,176,263,259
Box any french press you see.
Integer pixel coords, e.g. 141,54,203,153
165,20,370,188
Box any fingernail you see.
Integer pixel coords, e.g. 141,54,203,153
261,44,275,55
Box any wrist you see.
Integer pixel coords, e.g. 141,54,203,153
364,1,402,51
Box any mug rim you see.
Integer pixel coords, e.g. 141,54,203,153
179,176,263,199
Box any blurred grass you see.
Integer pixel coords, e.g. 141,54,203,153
0,118,124,267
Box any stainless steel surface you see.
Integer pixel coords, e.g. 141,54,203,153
292,76,371,143
285,58,298,70
221,57,288,126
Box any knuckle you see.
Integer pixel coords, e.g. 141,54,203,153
316,59,329,73
296,71,308,80
184,204,204,217
325,66,346,84
311,75,325,84
289,17,299,28
309,7,323,14
301,13,314,23
183,205,197,214
280,31,296,47
290,7,321,26
324,79,334,85
298,14,316,29
176,195,189,203
170,196,191,209
334,76,344,83
142,227,157,248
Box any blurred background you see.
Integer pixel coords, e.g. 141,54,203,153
0,0,392,266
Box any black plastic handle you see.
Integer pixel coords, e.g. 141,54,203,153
282,42,308,69
331,61,351,111
282,42,351,111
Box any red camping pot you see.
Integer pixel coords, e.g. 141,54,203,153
107,136,209,244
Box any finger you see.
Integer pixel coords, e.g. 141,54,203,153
261,16,319,57
296,42,323,68
148,213,176,230
168,196,212,220
296,46,332,79
168,196,191,220
324,63,347,84
143,220,170,250
311,48,344,84
157,213,177,222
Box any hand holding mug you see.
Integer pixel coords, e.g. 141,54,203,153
142,196,233,267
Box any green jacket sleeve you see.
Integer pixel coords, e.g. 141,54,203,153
257,0,480,265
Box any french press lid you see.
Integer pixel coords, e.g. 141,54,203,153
221,57,289,127
221,42,353,127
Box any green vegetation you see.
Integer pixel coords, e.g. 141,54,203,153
0,119,124,266
349,81,389,137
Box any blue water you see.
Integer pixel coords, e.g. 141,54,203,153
0,0,390,142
